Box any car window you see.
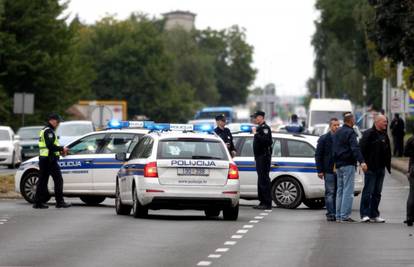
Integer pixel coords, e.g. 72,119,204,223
272,139,282,157
130,137,153,159
286,140,315,158
57,123,94,137
240,138,254,157
157,139,228,160
67,133,106,155
101,133,137,154
0,130,11,141
127,135,141,153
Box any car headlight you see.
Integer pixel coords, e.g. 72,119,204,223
0,147,9,152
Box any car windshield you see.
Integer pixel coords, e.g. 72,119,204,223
0,130,11,141
157,139,228,160
57,123,93,137
310,111,345,126
17,127,43,140
196,111,231,120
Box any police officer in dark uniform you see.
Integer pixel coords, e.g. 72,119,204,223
214,114,237,157
252,111,273,210
33,113,71,209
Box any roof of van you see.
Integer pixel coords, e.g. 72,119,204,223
200,107,233,112
309,98,352,111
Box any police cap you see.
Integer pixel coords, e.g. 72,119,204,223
215,114,226,121
47,113,63,122
251,110,265,118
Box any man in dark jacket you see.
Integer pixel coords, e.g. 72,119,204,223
390,113,405,157
333,112,367,222
214,114,236,157
359,115,390,223
315,118,340,221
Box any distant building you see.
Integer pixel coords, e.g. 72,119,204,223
163,11,196,31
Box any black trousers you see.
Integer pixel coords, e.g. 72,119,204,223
35,157,64,204
393,135,404,157
407,174,414,222
255,154,272,207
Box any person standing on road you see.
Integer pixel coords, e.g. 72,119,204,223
333,112,367,222
403,135,414,226
33,114,71,209
359,115,391,223
285,114,304,133
214,114,236,158
315,118,340,221
390,113,405,157
252,111,273,210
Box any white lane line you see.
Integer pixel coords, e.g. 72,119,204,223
260,213,268,216
224,241,237,246
231,235,243,239
243,225,254,229
254,216,264,219
0,219,8,222
215,248,229,253
197,261,212,266
0,222,4,225
265,209,272,212
208,254,222,258
250,220,259,223
237,229,248,234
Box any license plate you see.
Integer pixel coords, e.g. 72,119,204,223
177,168,210,176
24,153,37,157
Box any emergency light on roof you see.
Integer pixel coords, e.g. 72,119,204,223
240,124,253,132
106,120,215,133
107,120,154,129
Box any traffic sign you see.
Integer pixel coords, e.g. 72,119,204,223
390,88,403,113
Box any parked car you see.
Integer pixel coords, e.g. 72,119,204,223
17,126,43,160
56,120,95,146
0,126,22,168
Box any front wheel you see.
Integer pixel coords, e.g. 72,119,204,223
223,204,239,221
272,176,303,209
115,180,131,215
80,196,106,206
132,185,148,218
20,171,51,204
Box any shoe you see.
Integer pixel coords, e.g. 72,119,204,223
341,218,357,223
56,202,72,208
361,216,370,223
33,203,49,209
370,217,385,223
327,217,336,222
253,205,271,210
404,220,413,227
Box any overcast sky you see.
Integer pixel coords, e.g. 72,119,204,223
67,0,318,96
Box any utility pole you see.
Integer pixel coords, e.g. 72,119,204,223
321,69,326,98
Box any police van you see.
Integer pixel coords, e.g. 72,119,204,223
114,123,240,220
15,121,149,205
232,127,363,209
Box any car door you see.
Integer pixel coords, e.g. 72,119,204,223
57,133,106,192
233,137,256,196
93,133,140,194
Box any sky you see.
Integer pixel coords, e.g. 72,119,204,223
67,0,318,96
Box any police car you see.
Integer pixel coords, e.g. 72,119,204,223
232,128,364,209
15,121,149,205
114,123,240,220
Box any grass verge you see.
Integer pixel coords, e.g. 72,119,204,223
0,175,20,198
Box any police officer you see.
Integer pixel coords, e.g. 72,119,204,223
214,114,236,157
285,114,304,133
252,111,273,210
33,113,71,209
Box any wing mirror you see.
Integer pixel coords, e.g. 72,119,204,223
115,152,128,161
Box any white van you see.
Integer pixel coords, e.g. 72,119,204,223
308,98,352,131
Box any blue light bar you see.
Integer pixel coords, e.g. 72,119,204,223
240,124,253,132
107,120,215,133
194,123,214,132
107,120,154,129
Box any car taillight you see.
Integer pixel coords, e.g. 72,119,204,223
144,162,158,178
228,163,239,179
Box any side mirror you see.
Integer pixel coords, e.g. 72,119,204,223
115,152,127,162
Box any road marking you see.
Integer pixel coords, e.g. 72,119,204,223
265,209,272,212
0,222,4,225
237,229,248,234
224,241,237,245
208,254,222,258
231,235,243,239
255,216,264,219
197,261,212,266
215,248,229,253
260,213,268,216
243,225,254,229
0,219,8,222
250,220,259,223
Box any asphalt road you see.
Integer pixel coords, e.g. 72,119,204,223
0,170,413,267
0,166,17,176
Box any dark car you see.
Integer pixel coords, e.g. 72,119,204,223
17,126,43,160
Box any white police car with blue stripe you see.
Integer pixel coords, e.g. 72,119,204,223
114,122,240,220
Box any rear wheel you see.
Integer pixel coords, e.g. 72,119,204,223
132,185,148,218
20,171,51,204
204,208,221,218
303,198,325,209
272,176,303,209
80,196,106,206
223,204,239,221
115,180,131,215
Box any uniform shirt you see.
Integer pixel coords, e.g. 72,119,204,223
214,127,236,153
253,122,273,157
41,123,64,160
285,122,304,133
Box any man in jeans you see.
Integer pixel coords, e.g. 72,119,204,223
315,118,340,221
333,113,367,222
359,115,391,223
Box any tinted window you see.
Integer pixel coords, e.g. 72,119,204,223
272,139,282,157
286,140,315,158
127,135,141,153
130,137,153,159
17,127,43,140
240,138,254,157
67,134,106,155
101,133,137,154
157,139,228,160
0,130,11,141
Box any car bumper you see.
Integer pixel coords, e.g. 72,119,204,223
0,152,13,165
14,169,24,193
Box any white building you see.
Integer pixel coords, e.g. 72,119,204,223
163,11,196,31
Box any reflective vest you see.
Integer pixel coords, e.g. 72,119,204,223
38,127,60,157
